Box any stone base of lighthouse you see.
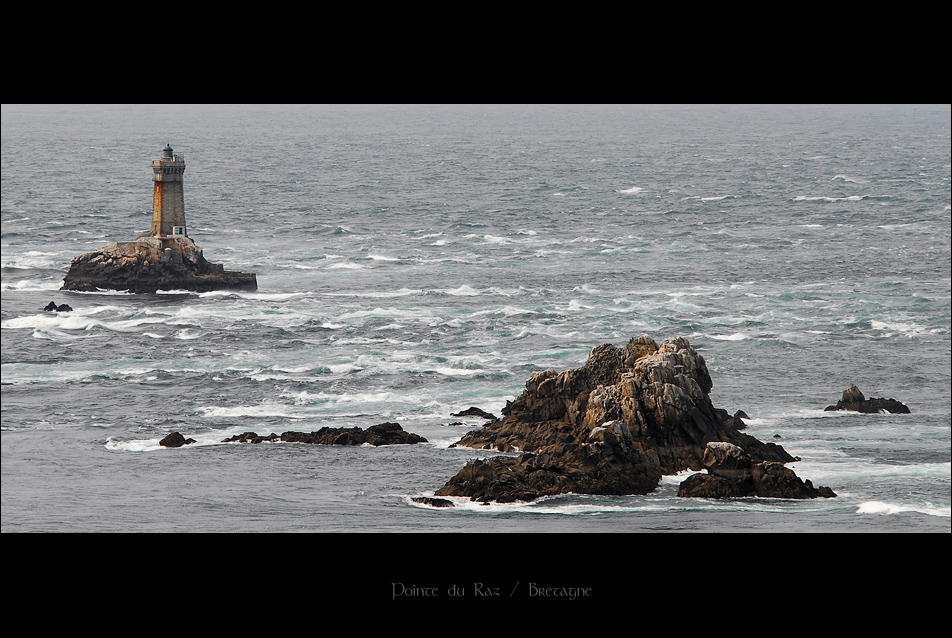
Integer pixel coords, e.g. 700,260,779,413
61,236,257,294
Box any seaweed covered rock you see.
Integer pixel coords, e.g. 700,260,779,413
435,335,832,503
823,385,910,414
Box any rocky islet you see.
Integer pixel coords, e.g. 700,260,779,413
823,385,910,414
221,422,427,446
432,335,836,504
61,236,256,294
60,145,255,295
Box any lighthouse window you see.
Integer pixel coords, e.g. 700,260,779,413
172,226,185,235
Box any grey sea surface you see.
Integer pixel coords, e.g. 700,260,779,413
2,104,949,533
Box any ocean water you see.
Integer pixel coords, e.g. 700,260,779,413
2,103,949,533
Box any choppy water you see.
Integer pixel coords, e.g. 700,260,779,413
2,104,949,532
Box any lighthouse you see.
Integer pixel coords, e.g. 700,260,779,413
150,144,187,238
61,145,257,293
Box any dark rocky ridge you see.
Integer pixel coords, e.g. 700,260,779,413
433,335,833,504
61,236,256,294
220,422,427,446
823,385,910,414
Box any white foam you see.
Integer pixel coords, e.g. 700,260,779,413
707,332,748,341
337,307,433,321
856,501,951,517
832,174,868,184
199,402,305,419
438,285,481,296
105,437,164,453
326,289,422,299
618,186,644,194
869,319,936,338
0,250,68,270
1,279,64,291
793,195,867,202
327,262,366,270
198,290,306,301
435,367,483,376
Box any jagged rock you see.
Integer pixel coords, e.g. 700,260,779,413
55,304,72,312
715,408,747,430
61,236,256,294
450,407,497,420
222,423,427,446
435,335,831,503
159,432,196,447
43,302,58,311
823,385,910,414
676,441,835,499
411,497,455,508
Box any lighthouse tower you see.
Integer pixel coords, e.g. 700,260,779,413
150,144,187,239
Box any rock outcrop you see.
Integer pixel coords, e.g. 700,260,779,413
221,422,427,446
433,335,833,503
450,407,497,420
823,385,910,414
61,236,256,294
676,442,835,499
43,301,72,312
159,432,196,447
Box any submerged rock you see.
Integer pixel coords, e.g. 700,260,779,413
222,422,427,446
823,385,910,414
435,335,833,503
61,236,256,294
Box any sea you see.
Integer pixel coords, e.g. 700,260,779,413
2,104,949,537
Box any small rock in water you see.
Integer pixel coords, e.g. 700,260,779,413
824,385,910,414
411,497,455,508
450,407,497,420
159,432,196,447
